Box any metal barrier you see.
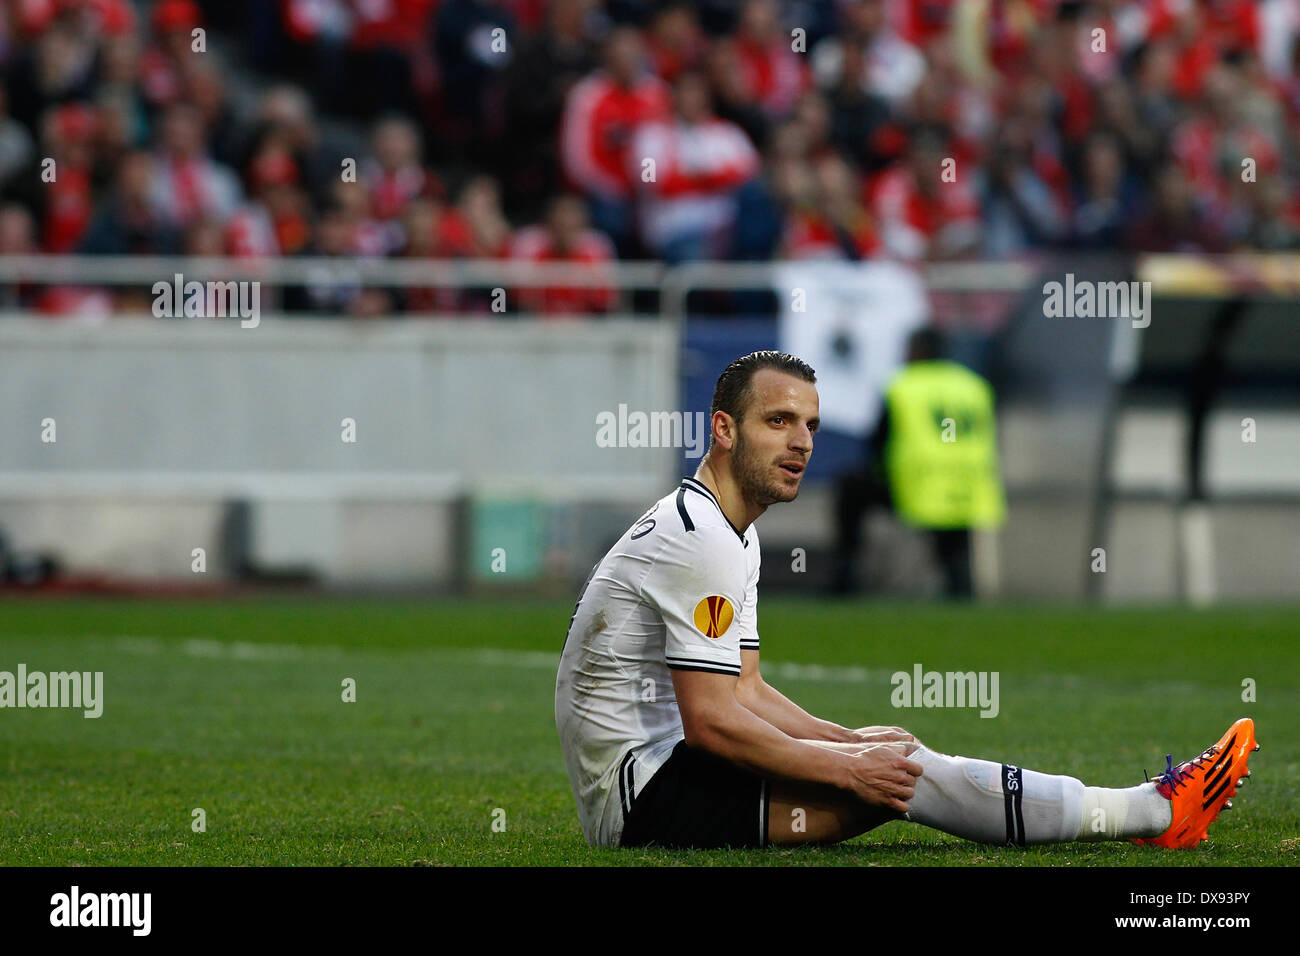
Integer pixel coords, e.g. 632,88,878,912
0,254,1041,319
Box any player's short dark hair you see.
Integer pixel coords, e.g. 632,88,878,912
710,350,816,432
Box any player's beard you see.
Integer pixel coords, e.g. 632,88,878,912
733,428,800,506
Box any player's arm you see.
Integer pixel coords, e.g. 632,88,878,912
735,649,856,741
729,533,915,746
735,649,919,747
670,667,919,812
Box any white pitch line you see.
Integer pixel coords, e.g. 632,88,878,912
104,636,884,683
27,635,1210,695
112,635,336,660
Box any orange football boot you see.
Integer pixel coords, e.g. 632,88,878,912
1134,717,1257,849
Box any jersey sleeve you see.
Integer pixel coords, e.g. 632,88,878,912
640,525,747,677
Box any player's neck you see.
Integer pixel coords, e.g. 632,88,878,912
695,458,764,534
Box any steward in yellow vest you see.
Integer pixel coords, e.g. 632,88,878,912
831,328,1004,598
884,359,1006,531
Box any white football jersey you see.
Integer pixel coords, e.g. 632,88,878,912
555,475,761,847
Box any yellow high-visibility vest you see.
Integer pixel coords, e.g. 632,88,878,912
884,360,1006,529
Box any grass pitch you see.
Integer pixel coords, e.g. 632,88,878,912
0,597,1295,866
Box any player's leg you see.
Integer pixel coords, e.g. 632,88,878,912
901,744,1170,844
767,740,904,844
633,721,1256,850
770,735,1174,846
767,779,901,844
767,737,1169,846
903,718,1258,848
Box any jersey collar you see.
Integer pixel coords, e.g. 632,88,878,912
679,476,748,545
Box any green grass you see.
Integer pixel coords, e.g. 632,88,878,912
0,597,1295,866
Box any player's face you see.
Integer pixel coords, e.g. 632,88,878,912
732,369,819,506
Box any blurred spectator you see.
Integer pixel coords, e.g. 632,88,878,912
0,203,40,309
287,203,395,317
139,0,204,109
510,193,616,315
182,215,225,256
0,201,37,256
236,85,339,209
560,26,671,254
1091,75,1162,183
95,23,144,127
818,36,894,172
868,128,981,260
1125,163,1229,252
1281,35,1300,153
457,174,512,257
729,0,808,121
646,2,707,83
433,0,519,159
1131,38,1182,159
704,27,770,148
1169,62,1281,229
80,149,180,255
503,0,601,220
628,70,759,262
812,0,925,108
148,104,240,232
1237,176,1300,251
976,117,1070,257
456,174,513,312
226,146,312,258
780,152,879,259
183,59,241,170
4,8,99,131
38,103,98,253
363,115,442,232
345,0,431,120
397,195,473,313
1070,132,1141,249
278,0,352,113
0,85,35,191
330,179,388,257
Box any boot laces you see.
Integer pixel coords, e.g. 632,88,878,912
1153,746,1217,795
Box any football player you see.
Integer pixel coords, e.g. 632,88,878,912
555,350,1256,849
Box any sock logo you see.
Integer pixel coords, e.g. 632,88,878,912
1002,764,1026,846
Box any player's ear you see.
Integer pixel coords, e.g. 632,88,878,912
712,410,737,451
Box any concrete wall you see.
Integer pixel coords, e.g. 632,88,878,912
0,317,678,585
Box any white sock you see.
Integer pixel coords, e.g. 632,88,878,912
1076,781,1171,841
902,746,1172,845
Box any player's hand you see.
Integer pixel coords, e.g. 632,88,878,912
841,743,923,814
851,725,922,754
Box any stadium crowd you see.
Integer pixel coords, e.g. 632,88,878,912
1,0,1298,316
